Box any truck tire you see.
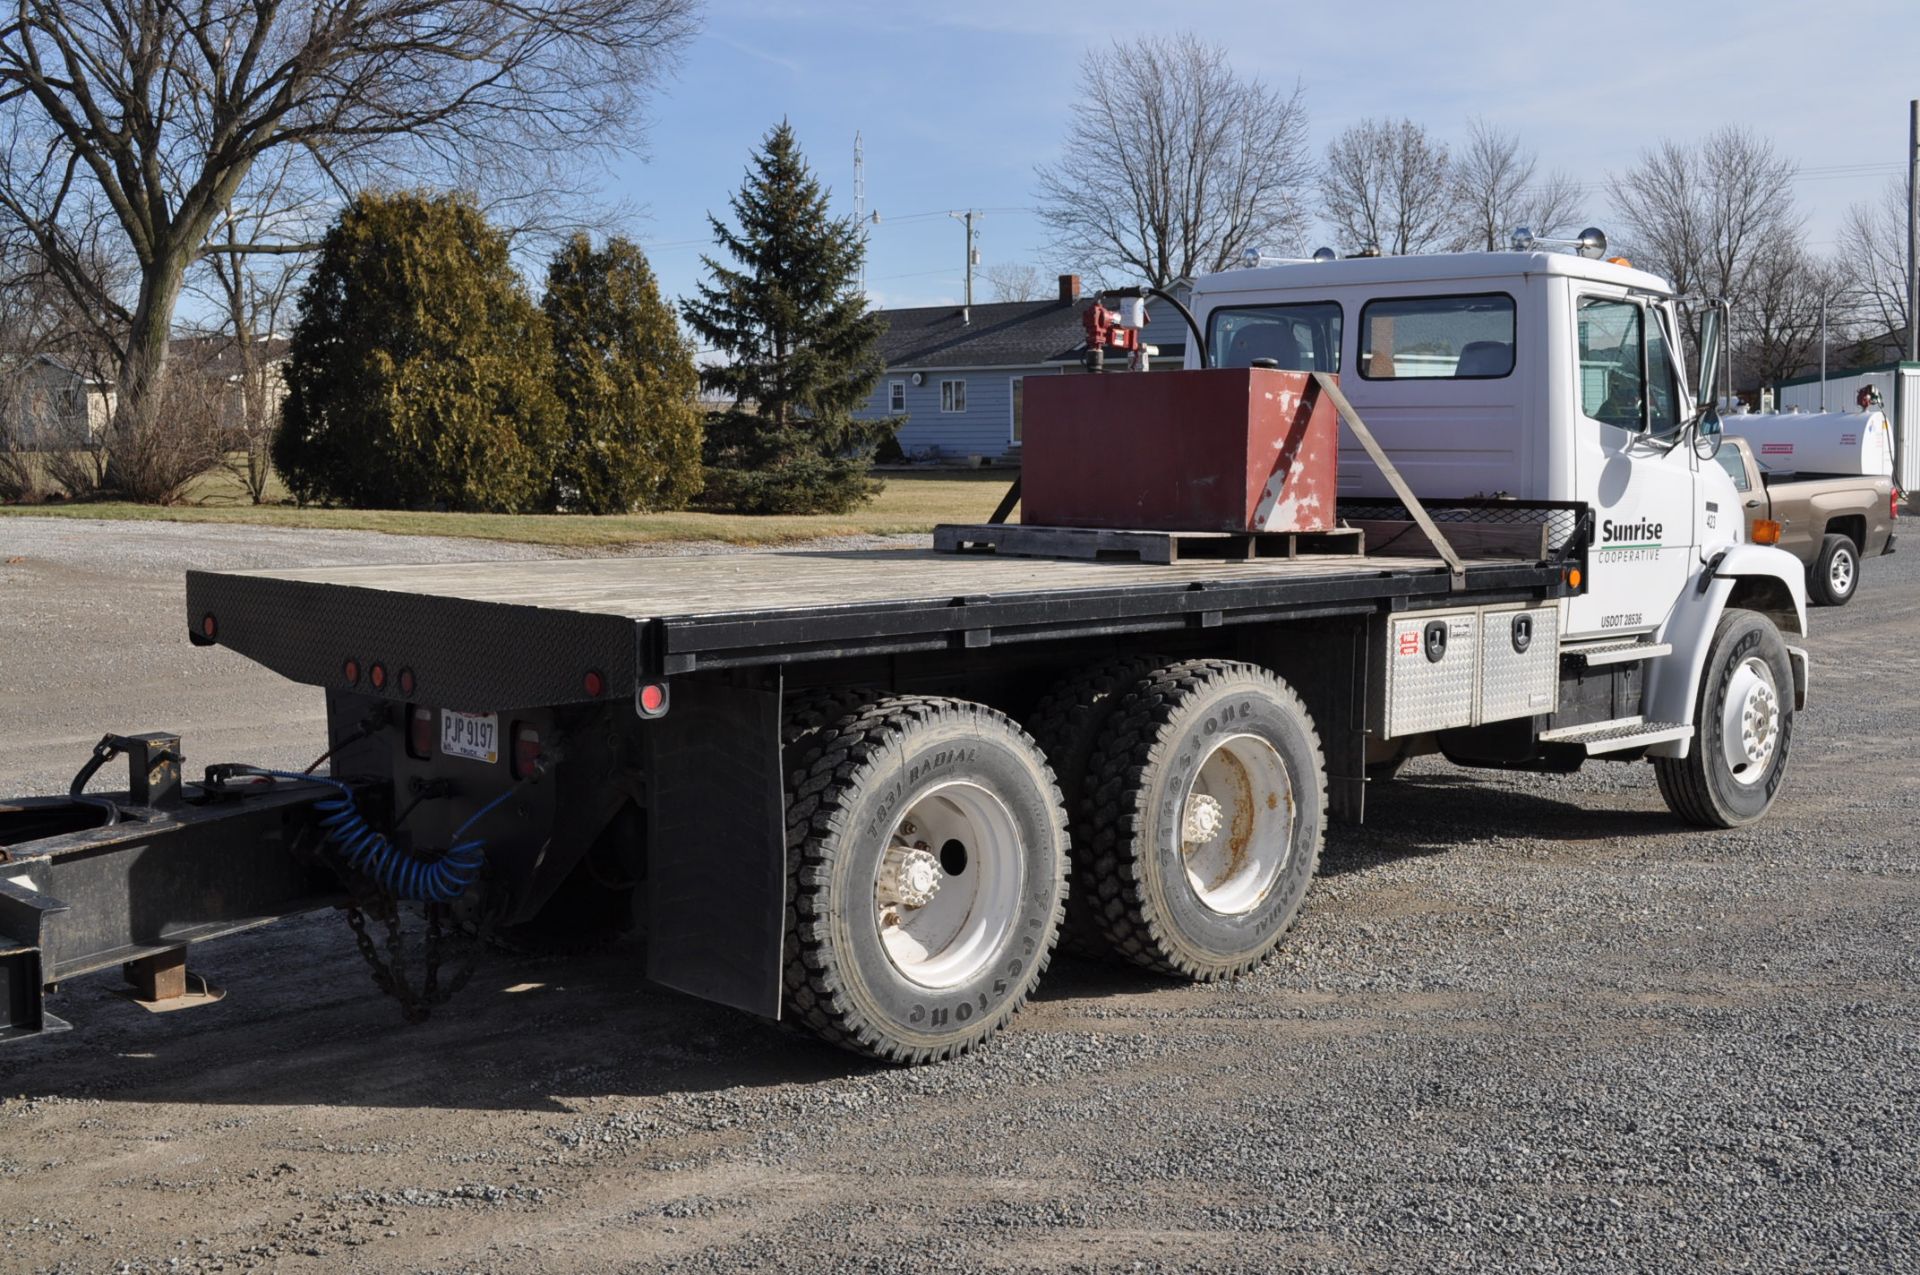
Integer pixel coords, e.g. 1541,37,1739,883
1653,609,1794,828
783,696,1068,1062
1081,660,1327,980
1026,653,1164,954
1808,533,1859,607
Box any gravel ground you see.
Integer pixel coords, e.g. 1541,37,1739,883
1,517,1915,1274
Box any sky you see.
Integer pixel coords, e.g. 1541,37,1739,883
592,0,1916,314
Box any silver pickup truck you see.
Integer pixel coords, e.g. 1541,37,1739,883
1716,435,1899,606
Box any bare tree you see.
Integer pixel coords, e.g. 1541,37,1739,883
188,155,331,503
1321,118,1453,255
984,262,1045,303
1447,119,1583,251
1035,33,1312,287
1838,177,1910,341
0,0,698,496
1609,128,1800,304
1737,241,1849,389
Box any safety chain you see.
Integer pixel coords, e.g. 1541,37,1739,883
341,895,482,1024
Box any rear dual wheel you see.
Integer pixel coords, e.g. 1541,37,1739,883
783,695,1067,1063
1074,659,1328,980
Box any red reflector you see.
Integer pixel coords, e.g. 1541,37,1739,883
201,613,217,639
370,663,387,690
638,682,667,715
583,670,605,698
511,724,543,780
408,706,433,760
398,668,416,696
343,658,361,685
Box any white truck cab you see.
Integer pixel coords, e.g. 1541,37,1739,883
1183,246,1810,825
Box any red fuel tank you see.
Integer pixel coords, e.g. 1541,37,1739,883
1020,368,1339,533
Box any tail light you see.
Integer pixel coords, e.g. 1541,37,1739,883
408,706,434,760
511,724,544,780
1893,487,1902,521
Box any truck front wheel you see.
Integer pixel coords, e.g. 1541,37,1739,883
1808,533,1859,606
1654,610,1795,828
783,696,1068,1062
1081,660,1327,980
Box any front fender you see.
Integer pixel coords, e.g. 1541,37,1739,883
1643,544,1808,750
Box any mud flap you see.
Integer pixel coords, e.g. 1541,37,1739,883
643,675,786,1019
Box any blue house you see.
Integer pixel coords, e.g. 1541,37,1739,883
860,275,1186,462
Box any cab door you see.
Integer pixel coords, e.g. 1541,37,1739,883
1564,291,1696,640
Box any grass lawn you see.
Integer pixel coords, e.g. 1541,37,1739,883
0,467,1015,549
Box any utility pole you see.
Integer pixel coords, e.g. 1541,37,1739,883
1903,100,1919,489
853,131,868,298
1909,100,1918,365
1819,294,1827,412
949,209,981,325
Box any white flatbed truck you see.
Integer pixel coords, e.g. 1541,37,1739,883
0,240,1810,1063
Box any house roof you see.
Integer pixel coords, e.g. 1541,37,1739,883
874,296,1188,370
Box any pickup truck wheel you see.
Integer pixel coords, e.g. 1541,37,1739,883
1809,533,1858,606
1654,609,1794,828
783,696,1067,1063
1027,654,1164,954
1082,660,1326,980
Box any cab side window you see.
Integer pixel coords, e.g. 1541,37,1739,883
1577,298,1646,431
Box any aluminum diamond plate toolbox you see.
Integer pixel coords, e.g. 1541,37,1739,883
1478,605,1560,724
1373,610,1479,737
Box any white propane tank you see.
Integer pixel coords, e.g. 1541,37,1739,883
1720,410,1894,478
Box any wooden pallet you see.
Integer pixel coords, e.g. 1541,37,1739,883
932,523,1367,565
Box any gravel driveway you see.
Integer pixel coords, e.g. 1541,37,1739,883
1,517,1915,1274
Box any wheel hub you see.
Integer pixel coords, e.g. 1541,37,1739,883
1720,656,1781,785
1182,792,1225,845
1178,733,1294,916
1830,551,1854,594
879,843,943,909
872,783,1024,990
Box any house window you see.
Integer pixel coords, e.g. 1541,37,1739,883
940,379,967,413
889,380,906,412
1009,377,1024,444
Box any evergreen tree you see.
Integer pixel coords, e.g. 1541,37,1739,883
274,192,563,512
545,234,704,513
681,121,897,514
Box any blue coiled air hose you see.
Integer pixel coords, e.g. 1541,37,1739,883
253,769,514,904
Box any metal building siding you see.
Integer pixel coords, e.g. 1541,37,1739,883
860,365,1063,458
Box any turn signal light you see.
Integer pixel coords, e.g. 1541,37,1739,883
408,706,433,760
1752,518,1782,545
1566,566,1583,589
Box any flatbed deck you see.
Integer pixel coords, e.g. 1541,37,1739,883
187,547,1570,709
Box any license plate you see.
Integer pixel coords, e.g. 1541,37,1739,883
440,710,499,764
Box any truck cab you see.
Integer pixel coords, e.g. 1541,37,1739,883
1186,250,1754,645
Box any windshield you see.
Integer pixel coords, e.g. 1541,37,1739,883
1208,302,1343,373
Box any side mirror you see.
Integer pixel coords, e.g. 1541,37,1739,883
1695,303,1723,415
1693,421,1723,462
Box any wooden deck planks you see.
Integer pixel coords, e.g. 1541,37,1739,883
227,546,1491,624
